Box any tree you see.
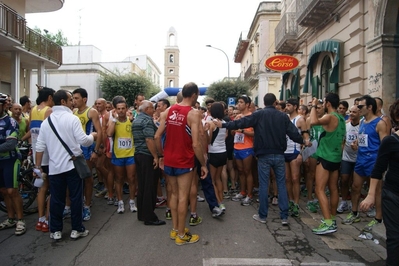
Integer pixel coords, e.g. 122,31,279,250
33,27,70,46
205,80,251,105
100,73,160,107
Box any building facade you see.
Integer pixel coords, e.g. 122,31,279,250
30,46,162,106
275,0,399,113
234,1,282,108
0,0,63,100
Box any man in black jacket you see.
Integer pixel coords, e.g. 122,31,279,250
214,93,310,225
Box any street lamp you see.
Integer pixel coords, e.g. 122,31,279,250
206,45,230,79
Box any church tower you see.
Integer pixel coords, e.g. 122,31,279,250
164,27,180,88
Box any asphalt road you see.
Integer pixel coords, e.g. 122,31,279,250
0,188,387,266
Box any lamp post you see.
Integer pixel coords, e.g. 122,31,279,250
206,45,230,79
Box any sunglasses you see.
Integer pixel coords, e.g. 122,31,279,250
357,105,365,109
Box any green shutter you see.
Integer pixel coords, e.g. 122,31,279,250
312,76,319,98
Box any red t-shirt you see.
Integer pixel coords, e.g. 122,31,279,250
164,105,194,168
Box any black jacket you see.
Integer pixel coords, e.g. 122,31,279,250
223,106,304,156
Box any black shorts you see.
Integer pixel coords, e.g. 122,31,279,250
209,152,227,168
317,157,341,172
284,153,299,163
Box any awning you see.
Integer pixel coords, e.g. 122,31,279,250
303,39,343,94
279,69,299,100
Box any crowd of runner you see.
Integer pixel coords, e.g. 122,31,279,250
0,83,398,262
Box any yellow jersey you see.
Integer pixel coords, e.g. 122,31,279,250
112,119,134,158
74,107,94,134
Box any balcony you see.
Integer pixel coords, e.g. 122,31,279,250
234,32,249,63
25,27,62,65
0,4,26,43
275,12,298,52
0,3,62,66
296,0,339,28
244,63,258,84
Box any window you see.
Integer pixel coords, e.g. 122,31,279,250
169,80,174,87
169,69,174,74
320,55,332,98
169,54,174,63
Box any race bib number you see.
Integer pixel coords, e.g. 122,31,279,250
118,138,132,149
358,133,368,147
234,132,245,143
346,132,357,143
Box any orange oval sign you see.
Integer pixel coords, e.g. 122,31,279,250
265,55,299,72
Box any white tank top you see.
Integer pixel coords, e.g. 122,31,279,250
209,121,227,153
285,115,301,154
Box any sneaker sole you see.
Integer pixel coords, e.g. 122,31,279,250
342,219,360,225
175,238,200,245
189,221,202,226
313,228,337,235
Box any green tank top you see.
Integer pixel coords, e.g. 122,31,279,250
315,112,346,163
310,124,323,143
18,117,27,140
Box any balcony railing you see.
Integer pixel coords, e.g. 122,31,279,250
25,27,62,64
275,12,298,52
244,63,258,82
0,4,26,42
0,3,62,65
297,0,339,28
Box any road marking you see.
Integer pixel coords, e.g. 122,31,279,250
203,258,366,266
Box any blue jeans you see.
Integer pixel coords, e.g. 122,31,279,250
49,169,85,233
196,160,218,212
257,154,288,220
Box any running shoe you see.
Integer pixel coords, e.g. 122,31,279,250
219,203,226,212
367,207,376,218
189,215,202,226
70,229,89,240
252,214,266,224
363,218,379,232
50,231,62,240
95,188,107,198
123,183,130,194
306,201,318,213
337,201,349,214
129,200,137,212
15,220,26,236
212,206,224,218
170,228,189,240
241,196,253,206
231,193,245,202
223,191,230,199
197,195,205,202
82,207,91,221
35,221,43,231
165,209,172,220
156,198,167,208
288,201,294,215
0,218,17,230
114,198,118,206
107,197,114,205
175,232,200,245
291,203,300,217
63,208,71,219
41,222,49,233
312,221,337,235
117,201,125,214
272,196,278,205
342,212,360,225
281,219,289,226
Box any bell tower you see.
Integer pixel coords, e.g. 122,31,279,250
164,27,180,88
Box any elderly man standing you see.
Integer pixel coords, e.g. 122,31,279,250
133,100,165,226
35,90,96,241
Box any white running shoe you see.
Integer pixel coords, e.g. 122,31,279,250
70,229,89,240
117,201,125,214
337,201,349,213
129,200,137,212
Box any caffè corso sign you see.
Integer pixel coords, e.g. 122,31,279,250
265,55,299,72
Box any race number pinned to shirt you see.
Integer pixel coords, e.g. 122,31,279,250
358,134,368,147
234,132,245,144
118,137,132,149
346,130,358,143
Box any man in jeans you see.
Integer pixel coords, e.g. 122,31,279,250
214,93,310,225
35,90,96,241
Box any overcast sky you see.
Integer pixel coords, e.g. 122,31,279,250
26,0,266,88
